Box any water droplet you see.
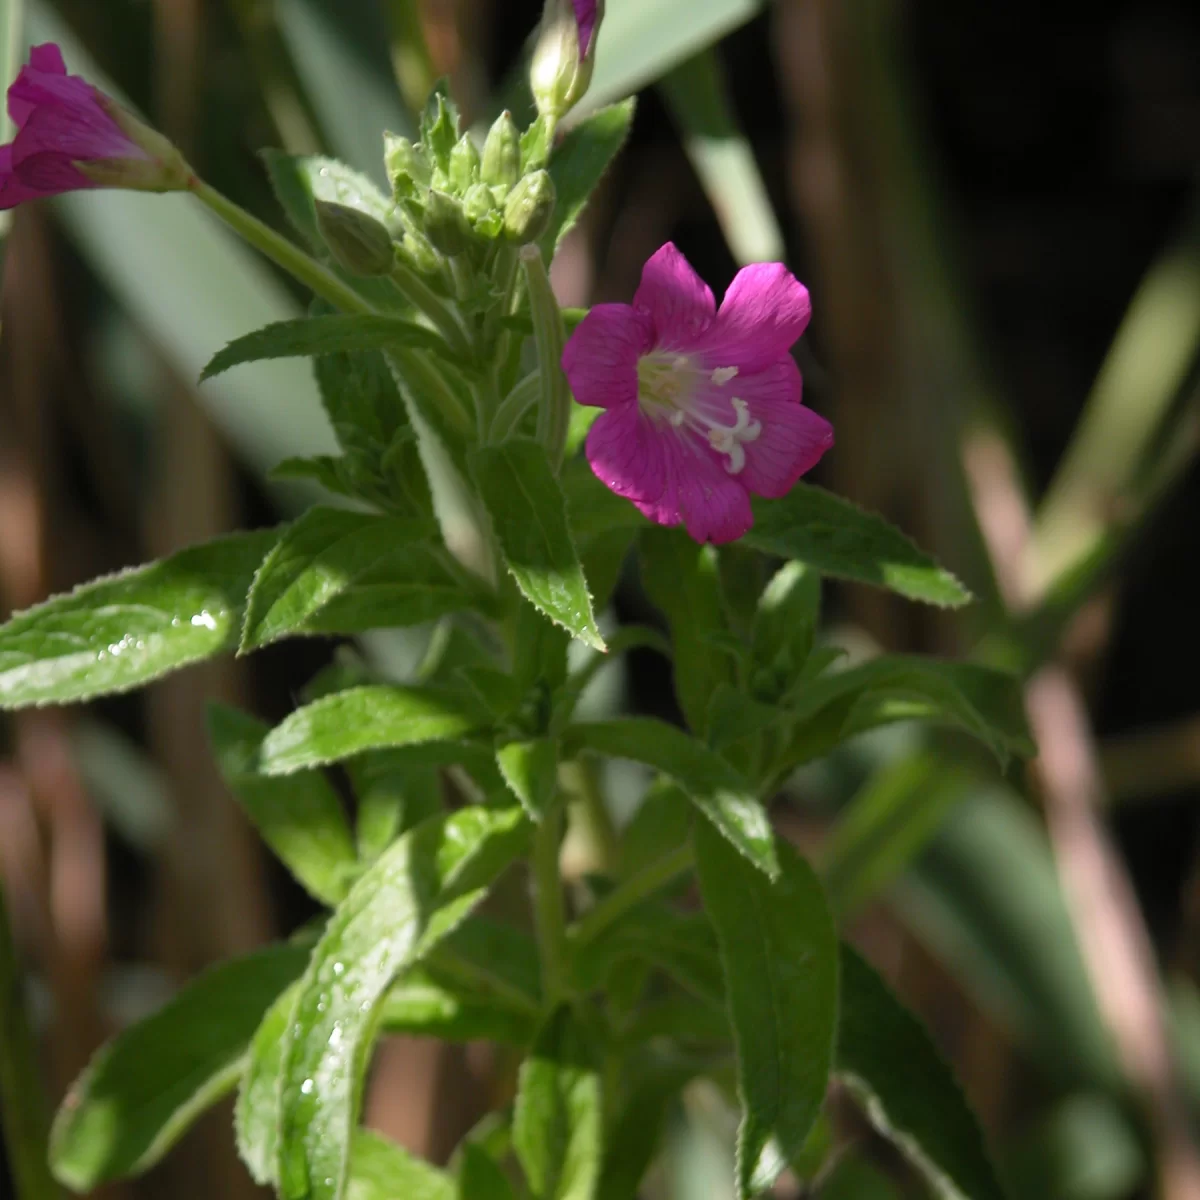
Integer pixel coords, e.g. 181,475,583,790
332,961,345,976
190,612,218,631
300,1078,315,1095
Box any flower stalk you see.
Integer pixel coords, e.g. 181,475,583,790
521,245,571,470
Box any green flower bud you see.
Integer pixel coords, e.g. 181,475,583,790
314,200,395,276
398,232,444,277
384,133,430,198
423,189,473,256
530,0,604,121
449,134,481,193
463,182,496,225
480,111,521,192
420,85,460,172
503,170,556,244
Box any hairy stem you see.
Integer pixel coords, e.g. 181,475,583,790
520,246,570,470
532,802,570,1002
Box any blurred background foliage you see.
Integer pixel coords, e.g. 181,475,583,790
1,0,1200,1197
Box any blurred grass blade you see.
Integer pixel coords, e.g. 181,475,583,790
1029,203,1200,594
896,787,1120,1092
659,48,783,264
581,0,762,116
277,0,413,181
381,0,436,116
25,2,336,474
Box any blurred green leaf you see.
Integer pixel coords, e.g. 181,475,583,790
897,789,1120,1091
837,945,1007,1200
695,827,838,1198
25,5,336,474
497,737,560,822
581,0,761,116
208,704,358,905
50,944,309,1189
640,529,735,734
659,48,784,264
470,438,605,651
258,685,489,775
566,719,777,877
277,806,529,1200
745,484,972,608
240,508,466,650
540,100,636,256
458,1143,518,1200
351,752,443,862
346,1130,454,1200
0,530,279,709
202,316,450,380
822,753,973,919
512,1007,603,1200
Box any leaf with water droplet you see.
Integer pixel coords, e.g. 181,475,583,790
0,529,281,708
276,806,529,1200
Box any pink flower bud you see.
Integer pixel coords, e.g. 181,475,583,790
0,44,191,210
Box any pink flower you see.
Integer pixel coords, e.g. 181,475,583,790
1,44,189,211
563,243,834,545
572,0,599,55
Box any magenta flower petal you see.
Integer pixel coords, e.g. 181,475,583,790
704,261,812,373
1,43,187,211
632,242,715,352
733,360,834,498
562,302,652,411
585,402,666,503
572,0,599,55
566,242,831,545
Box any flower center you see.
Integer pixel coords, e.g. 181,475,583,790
636,353,760,475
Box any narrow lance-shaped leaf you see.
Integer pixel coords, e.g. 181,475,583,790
565,719,777,878
239,507,467,650
258,685,489,776
50,944,309,1189
745,484,972,608
202,316,451,381
470,439,604,651
208,704,357,906
540,100,635,256
512,1007,603,1200
695,824,839,1199
277,806,530,1200
0,529,280,709
836,945,1008,1200
237,981,301,1185
346,1129,454,1200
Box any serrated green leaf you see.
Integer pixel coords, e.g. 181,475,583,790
836,945,1007,1200
565,719,776,877
259,685,489,775
777,657,1033,773
597,1063,694,1200
744,484,972,608
694,826,839,1199
470,439,604,650
540,100,636,256
50,944,308,1189
512,1007,603,1200
236,980,300,1185
277,806,529,1200
208,704,357,905
496,737,559,822
0,529,279,709
270,454,365,502
751,561,820,700
350,753,443,863
458,1143,518,1200
640,528,734,734
202,316,449,382
239,507,460,650
346,1129,454,1200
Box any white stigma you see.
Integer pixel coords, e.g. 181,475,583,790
710,366,738,386
706,397,762,475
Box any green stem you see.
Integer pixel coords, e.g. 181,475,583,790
428,948,542,1017
488,371,542,442
191,180,375,314
520,245,570,470
389,260,475,362
532,802,570,1002
569,844,694,951
0,884,62,1200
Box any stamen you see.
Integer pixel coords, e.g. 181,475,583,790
711,366,738,386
